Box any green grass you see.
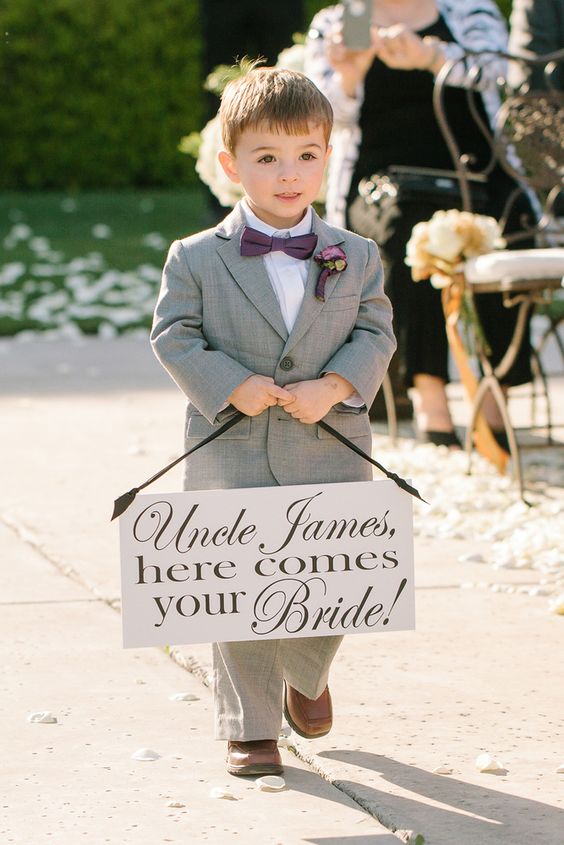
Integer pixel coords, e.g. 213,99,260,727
0,188,214,336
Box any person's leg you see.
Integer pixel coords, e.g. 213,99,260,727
213,639,284,741
411,373,453,432
213,633,343,741
379,200,455,436
281,635,343,700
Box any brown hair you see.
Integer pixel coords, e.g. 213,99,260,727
219,65,333,153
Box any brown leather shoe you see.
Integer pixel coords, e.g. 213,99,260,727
226,740,283,776
283,683,332,739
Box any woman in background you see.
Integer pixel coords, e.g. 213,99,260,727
305,0,533,447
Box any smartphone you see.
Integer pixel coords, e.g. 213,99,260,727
342,0,373,50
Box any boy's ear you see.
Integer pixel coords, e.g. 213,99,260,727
218,150,241,184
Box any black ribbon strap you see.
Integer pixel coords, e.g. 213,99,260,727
111,411,246,520
317,419,428,504
111,410,427,521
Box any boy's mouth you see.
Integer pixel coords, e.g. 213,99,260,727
275,192,301,200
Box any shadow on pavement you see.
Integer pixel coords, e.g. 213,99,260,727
314,750,564,844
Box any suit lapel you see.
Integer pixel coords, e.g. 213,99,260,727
281,210,346,357
215,204,288,341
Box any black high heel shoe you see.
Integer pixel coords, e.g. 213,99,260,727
418,430,462,449
491,429,510,453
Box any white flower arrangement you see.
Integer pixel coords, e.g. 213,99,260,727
406,209,504,289
193,115,244,208
180,42,326,208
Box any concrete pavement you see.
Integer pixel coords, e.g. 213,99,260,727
1,335,563,845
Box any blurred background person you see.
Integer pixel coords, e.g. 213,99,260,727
305,0,534,447
508,0,564,90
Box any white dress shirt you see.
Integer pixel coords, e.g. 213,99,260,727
241,200,363,407
242,199,312,334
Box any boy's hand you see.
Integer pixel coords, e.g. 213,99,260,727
278,374,355,424
228,375,293,417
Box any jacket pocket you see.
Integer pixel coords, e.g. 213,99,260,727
322,294,359,312
186,412,251,440
316,409,371,440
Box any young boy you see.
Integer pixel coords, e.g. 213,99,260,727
151,66,396,776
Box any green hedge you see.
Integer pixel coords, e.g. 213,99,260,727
0,0,202,189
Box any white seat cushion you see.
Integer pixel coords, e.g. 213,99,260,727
465,248,564,283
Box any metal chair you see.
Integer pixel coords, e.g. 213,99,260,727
433,48,564,498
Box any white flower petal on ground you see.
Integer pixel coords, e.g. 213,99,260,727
92,224,112,239
277,725,294,749
168,692,199,702
98,323,118,339
166,800,186,808
0,262,26,286
142,233,167,250
528,586,553,597
27,291,70,322
136,263,162,282
131,747,161,761
45,251,64,262
556,764,564,774
549,594,564,615
432,765,453,775
475,753,505,772
27,711,57,724
458,553,485,564
10,223,32,241
255,775,286,792
0,293,24,319
29,236,51,254
209,786,236,800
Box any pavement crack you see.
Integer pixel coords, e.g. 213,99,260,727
288,741,424,844
0,598,104,606
1,511,115,609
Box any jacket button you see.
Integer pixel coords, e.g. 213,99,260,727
279,356,294,371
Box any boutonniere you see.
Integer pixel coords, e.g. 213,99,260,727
314,245,347,302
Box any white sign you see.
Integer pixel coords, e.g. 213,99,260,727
119,479,415,647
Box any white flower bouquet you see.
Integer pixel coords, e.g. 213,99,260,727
406,208,504,289
181,115,245,208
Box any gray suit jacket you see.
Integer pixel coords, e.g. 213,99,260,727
151,203,396,490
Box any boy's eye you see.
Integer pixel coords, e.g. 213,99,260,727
258,154,275,163
300,152,317,161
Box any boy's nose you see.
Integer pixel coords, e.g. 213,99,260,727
280,170,298,183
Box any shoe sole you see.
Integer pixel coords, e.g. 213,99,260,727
227,763,284,777
283,682,331,740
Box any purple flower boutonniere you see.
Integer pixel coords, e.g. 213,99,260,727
314,245,348,302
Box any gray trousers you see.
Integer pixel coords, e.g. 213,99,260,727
213,635,343,740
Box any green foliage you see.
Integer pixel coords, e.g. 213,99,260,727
204,56,261,96
497,0,513,20
0,0,203,189
303,1,331,26
178,131,202,159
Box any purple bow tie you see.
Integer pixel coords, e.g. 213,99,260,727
240,226,318,260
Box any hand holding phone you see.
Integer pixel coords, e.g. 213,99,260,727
342,0,373,50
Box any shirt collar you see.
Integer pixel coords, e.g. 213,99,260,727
241,199,313,238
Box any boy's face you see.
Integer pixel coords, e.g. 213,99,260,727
219,123,330,229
